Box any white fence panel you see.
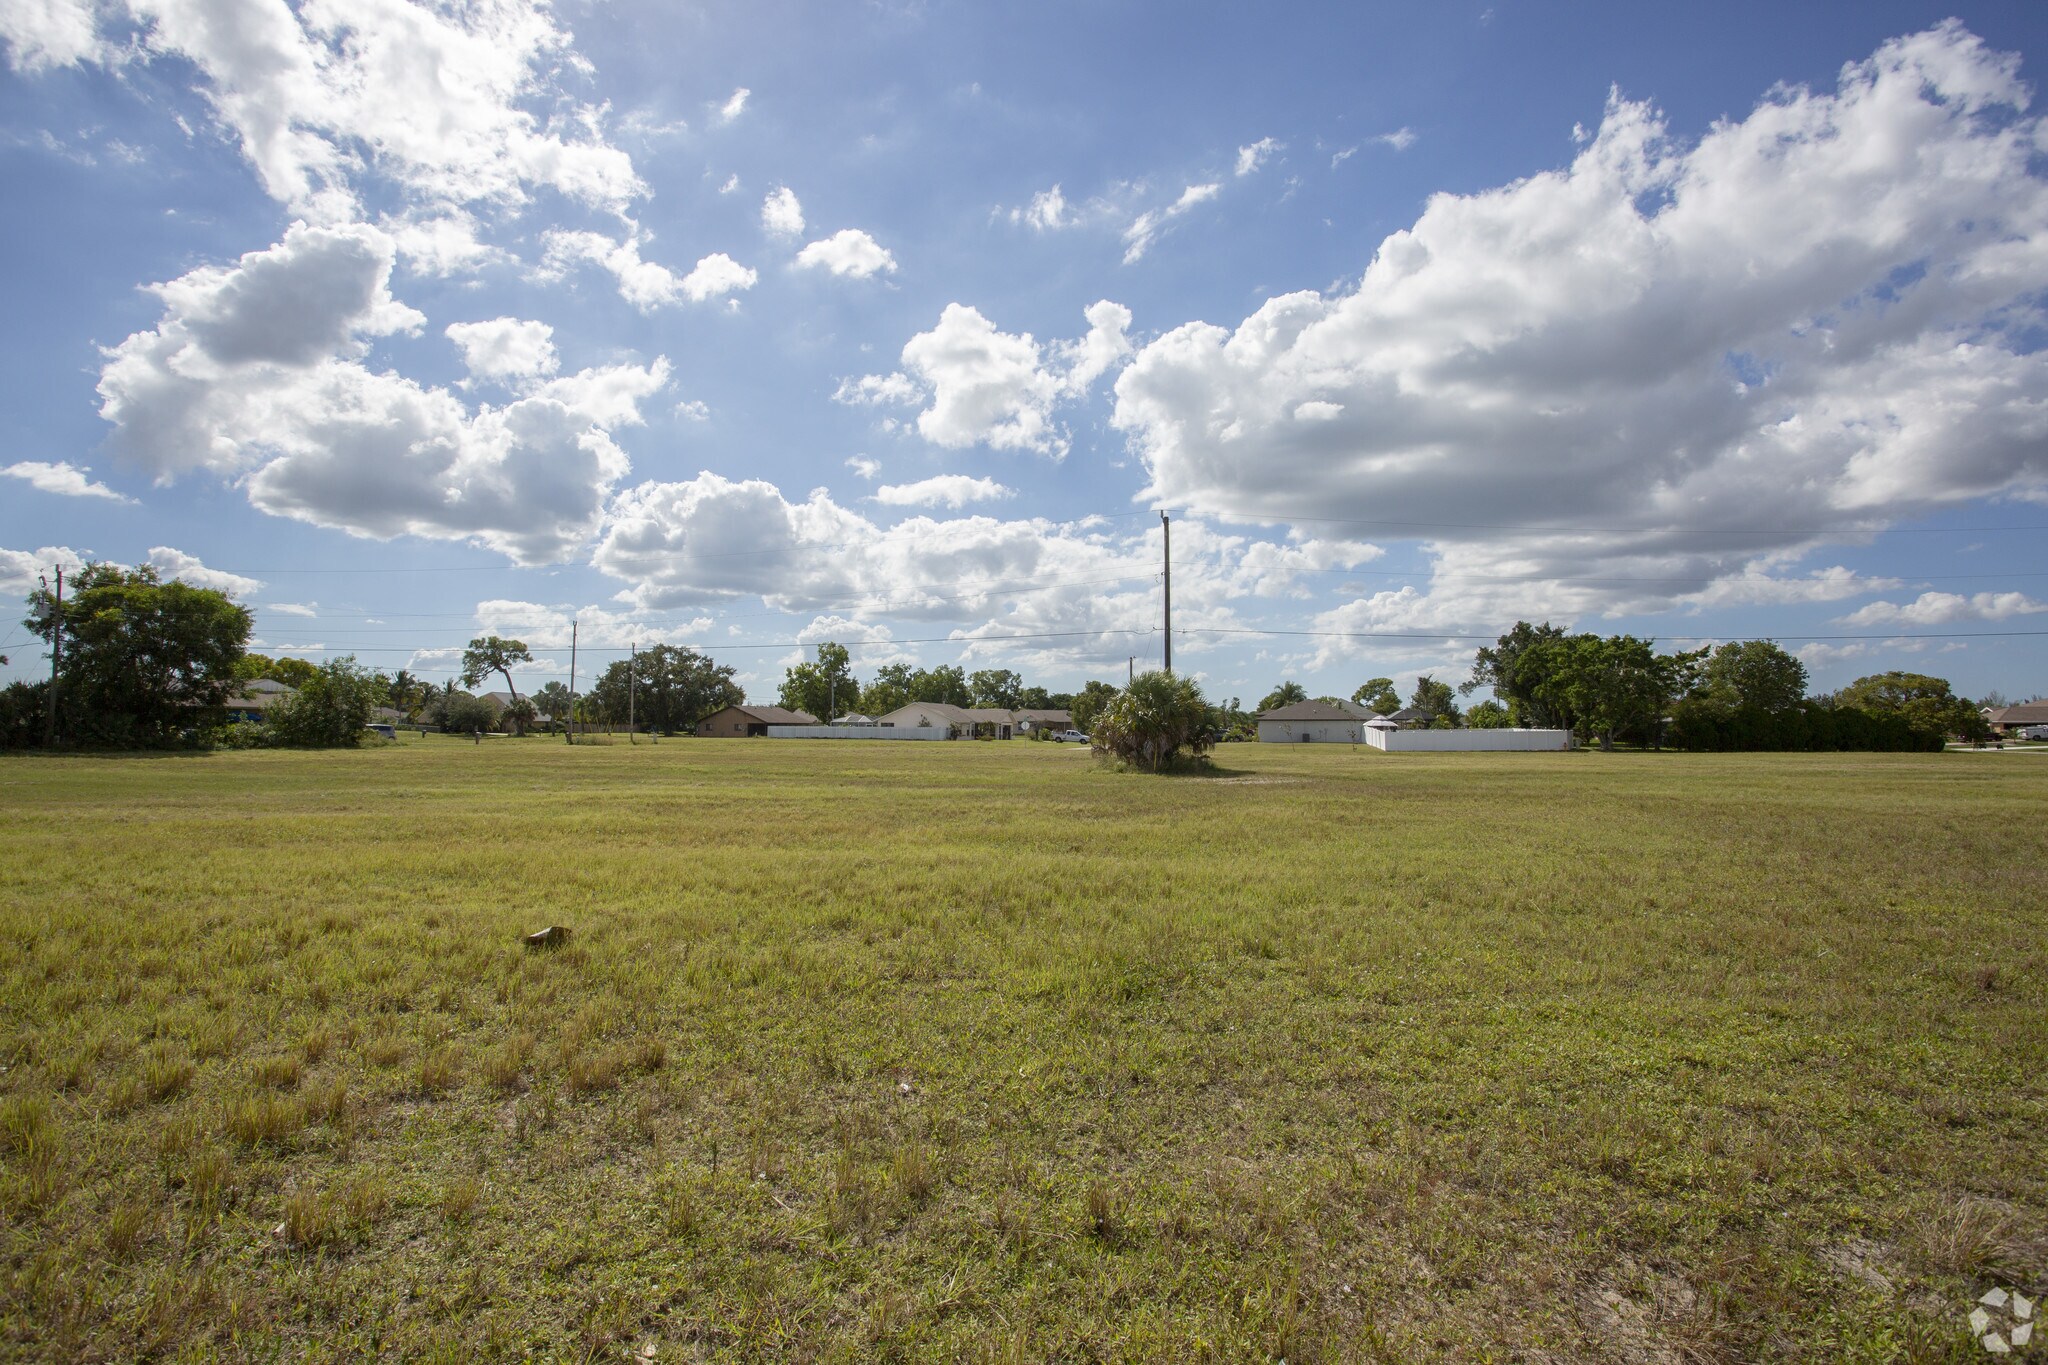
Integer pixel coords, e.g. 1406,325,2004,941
766,725,950,740
1364,728,1570,752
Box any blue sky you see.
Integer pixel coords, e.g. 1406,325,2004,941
4,0,2048,707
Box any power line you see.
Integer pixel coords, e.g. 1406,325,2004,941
237,627,1164,656
1177,626,2048,643
1189,511,2048,537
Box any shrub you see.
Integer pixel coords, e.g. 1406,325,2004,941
1090,671,1214,773
267,657,378,748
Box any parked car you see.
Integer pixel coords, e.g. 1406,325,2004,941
364,723,397,740
2017,724,2048,741
1058,729,1089,743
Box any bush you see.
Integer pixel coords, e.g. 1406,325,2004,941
1090,672,1214,773
1667,699,1940,752
0,680,49,750
268,657,378,748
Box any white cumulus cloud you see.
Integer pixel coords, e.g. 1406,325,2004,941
541,231,757,310
3,460,131,502
445,317,558,383
1837,591,2048,628
872,475,1015,509
848,301,1133,458
1111,24,2048,638
718,87,749,124
16,0,646,223
146,546,262,596
0,545,88,596
761,185,804,237
97,222,668,565
795,228,897,279
589,471,1380,681
0,0,104,73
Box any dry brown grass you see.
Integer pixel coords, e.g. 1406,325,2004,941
0,740,2041,1360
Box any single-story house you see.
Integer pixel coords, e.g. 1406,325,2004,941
1984,702,2048,735
696,704,819,737
873,702,1017,739
224,683,294,723
1014,708,1073,734
1256,700,1366,744
1384,706,1432,728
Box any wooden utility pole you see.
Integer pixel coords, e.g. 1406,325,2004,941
628,640,637,743
43,566,62,746
1161,511,1172,674
566,619,577,743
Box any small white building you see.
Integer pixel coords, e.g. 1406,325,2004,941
1256,699,1369,744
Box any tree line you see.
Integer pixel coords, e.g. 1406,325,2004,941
0,568,2007,754
1254,623,1992,751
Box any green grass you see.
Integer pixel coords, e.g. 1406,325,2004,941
0,738,2042,1361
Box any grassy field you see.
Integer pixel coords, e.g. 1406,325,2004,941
0,737,2043,1362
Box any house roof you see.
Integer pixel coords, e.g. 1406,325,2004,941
1331,698,1379,719
741,705,819,725
876,702,1004,725
1258,700,1361,722
1988,702,2048,725
226,690,290,711
1386,707,1430,722
1016,709,1072,724
242,679,292,694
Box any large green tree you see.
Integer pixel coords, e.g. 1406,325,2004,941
24,563,251,745
1835,671,1986,744
1409,675,1461,725
857,664,914,717
1465,699,1513,729
912,664,971,707
1698,641,1808,713
1463,621,1571,725
459,636,535,717
532,681,572,733
235,653,320,689
969,668,1025,710
779,642,859,721
1069,680,1119,733
589,645,744,734
268,656,379,747
1352,678,1399,714
1531,635,1704,751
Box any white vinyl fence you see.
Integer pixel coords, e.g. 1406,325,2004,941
766,725,950,740
1365,728,1571,752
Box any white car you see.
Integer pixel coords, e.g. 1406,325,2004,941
1058,729,1089,743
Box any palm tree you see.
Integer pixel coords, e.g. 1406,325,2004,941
534,681,573,735
1258,681,1309,712
388,669,422,720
